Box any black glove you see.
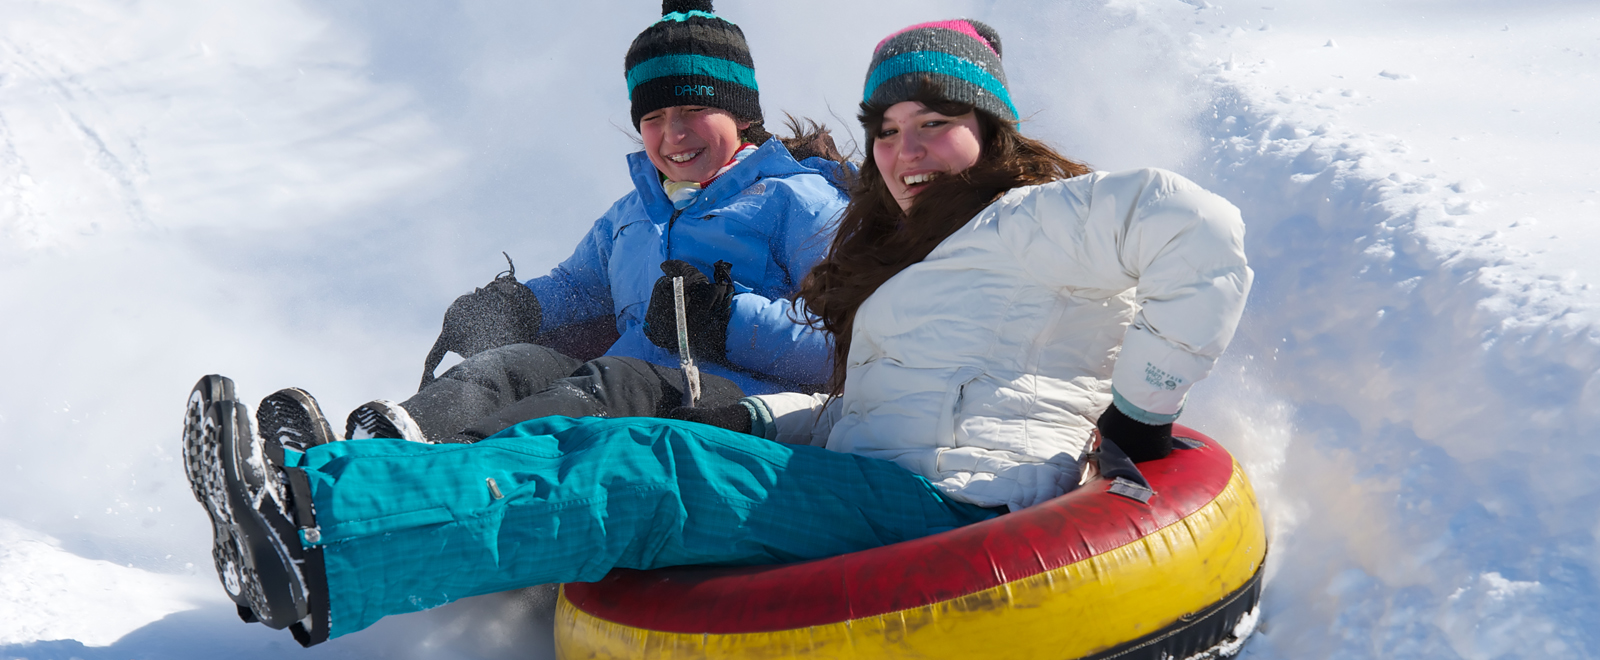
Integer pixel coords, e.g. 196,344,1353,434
668,403,753,435
1096,403,1174,463
644,260,736,363
420,254,542,390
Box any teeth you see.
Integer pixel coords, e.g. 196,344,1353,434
903,172,937,186
668,151,700,163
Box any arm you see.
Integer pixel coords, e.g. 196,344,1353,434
721,187,844,385
746,392,838,447
1004,169,1252,423
666,391,837,447
723,295,831,384
522,197,633,334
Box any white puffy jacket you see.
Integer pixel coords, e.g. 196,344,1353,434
748,168,1252,511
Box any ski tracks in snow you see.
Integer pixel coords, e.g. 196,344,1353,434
1165,2,1600,657
0,34,155,249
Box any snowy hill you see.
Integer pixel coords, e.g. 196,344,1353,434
2,1,1596,658
1175,3,1600,656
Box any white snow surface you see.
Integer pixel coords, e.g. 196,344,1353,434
0,519,215,647
2,0,1597,658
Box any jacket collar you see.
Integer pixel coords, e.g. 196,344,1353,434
627,138,818,220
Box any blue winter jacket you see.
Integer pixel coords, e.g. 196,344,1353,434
523,139,847,395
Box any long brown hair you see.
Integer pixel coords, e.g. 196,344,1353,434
742,114,847,163
796,78,1091,394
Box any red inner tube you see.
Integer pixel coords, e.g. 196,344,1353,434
564,425,1236,634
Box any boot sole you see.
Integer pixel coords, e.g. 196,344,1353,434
183,380,308,629
182,375,234,505
258,387,336,452
345,399,428,443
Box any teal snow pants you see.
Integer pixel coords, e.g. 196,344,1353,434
284,416,999,639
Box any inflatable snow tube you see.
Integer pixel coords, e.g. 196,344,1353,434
555,425,1267,660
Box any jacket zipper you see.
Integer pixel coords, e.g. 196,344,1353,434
664,207,685,260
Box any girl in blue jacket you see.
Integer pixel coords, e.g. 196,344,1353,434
324,0,850,445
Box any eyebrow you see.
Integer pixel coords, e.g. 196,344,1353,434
887,109,946,124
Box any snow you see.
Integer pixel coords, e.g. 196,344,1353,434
2,0,1597,658
0,519,214,647
1169,3,1600,655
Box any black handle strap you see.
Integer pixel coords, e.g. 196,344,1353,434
418,331,451,393
1095,435,1155,504
417,252,522,393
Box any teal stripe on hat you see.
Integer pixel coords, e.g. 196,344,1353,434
656,10,720,24
863,50,1018,119
626,54,760,98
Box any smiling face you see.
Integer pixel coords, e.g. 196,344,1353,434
872,101,984,213
638,106,752,184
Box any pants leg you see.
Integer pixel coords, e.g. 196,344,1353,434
400,343,582,441
451,356,745,443
288,416,997,640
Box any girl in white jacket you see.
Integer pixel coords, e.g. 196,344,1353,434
679,18,1253,512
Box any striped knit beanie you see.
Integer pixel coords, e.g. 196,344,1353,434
862,19,1018,122
624,0,761,128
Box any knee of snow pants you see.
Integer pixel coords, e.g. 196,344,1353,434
454,356,745,442
401,343,583,441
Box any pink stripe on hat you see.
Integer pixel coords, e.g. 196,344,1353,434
874,19,997,56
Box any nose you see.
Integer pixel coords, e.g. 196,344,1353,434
897,130,925,162
663,112,689,142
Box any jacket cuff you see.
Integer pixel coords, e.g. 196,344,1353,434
739,397,777,441
1111,387,1181,425
1110,325,1212,419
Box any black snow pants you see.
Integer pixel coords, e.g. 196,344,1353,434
400,343,746,444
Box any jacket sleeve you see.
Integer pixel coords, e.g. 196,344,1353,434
746,392,838,447
1000,168,1252,422
721,183,845,385
522,199,627,332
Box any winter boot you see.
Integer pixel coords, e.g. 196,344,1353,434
345,399,428,443
182,375,331,646
257,388,336,452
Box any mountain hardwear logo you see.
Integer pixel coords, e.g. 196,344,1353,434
1145,363,1184,391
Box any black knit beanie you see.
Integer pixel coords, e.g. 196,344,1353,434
863,19,1018,122
624,0,762,128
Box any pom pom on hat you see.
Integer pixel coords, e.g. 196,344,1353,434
969,20,1002,57
663,0,715,14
